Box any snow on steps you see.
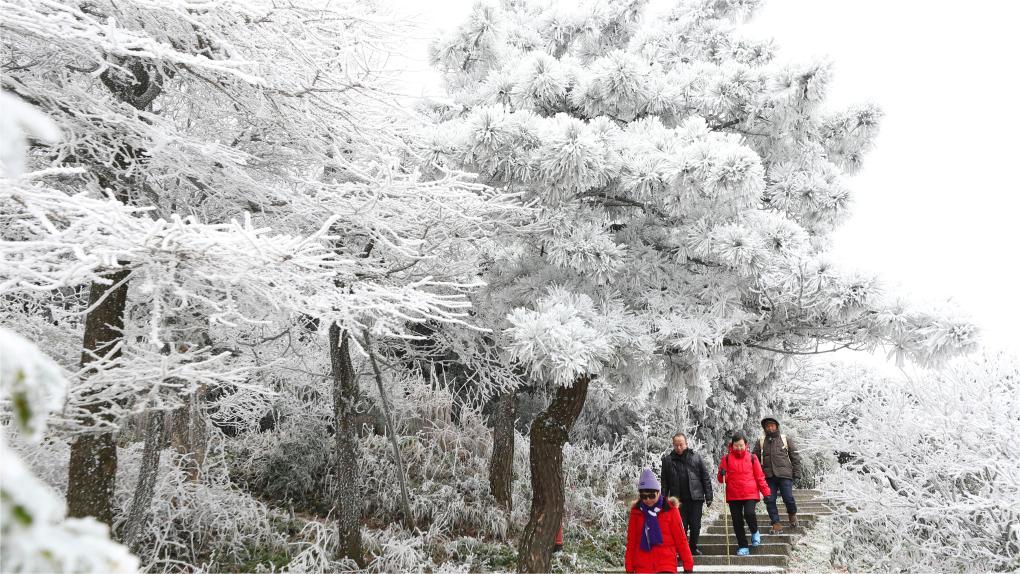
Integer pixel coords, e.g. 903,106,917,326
604,566,783,573
691,566,785,573
691,489,832,574
603,490,832,574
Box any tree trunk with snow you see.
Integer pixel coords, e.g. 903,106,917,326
364,330,415,530
66,268,130,525
66,57,163,526
489,389,516,513
122,410,164,552
517,375,589,574
168,387,208,482
329,324,364,565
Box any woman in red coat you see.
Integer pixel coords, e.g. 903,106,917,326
625,468,694,573
717,432,771,556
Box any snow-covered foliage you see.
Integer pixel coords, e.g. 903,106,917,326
788,358,1020,572
0,328,67,440
0,440,139,574
505,288,649,387
0,328,138,573
2,0,523,432
428,0,977,448
0,0,998,572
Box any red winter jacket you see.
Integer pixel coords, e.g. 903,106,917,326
717,446,771,501
625,497,694,573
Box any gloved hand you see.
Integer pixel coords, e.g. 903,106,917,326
705,499,712,508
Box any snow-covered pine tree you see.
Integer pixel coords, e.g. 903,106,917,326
3,0,521,564
428,1,977,570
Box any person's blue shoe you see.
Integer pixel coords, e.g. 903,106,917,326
751,531,762,546
737,547,750,556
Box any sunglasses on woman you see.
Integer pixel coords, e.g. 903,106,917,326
639,491,658,500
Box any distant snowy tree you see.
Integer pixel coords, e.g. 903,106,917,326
791,358,1020,572
429,0,977,569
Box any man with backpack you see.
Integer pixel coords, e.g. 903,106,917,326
660,433,713,555
753,417,802,534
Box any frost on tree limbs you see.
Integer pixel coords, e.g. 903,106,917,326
518,375,589,574
65,54,165,525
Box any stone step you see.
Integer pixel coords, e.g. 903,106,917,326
776,507,833,514
704,524,807,536
697,543,789,555
604,566,784,573
696,534,795,546
774,502,834,509
716,501,830,509
789,489,823,496
767,501,836,509
751,513,821,523
692,566,785,573
714,502,828,510
696,554,789,567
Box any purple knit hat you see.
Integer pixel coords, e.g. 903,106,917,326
637,467,660,490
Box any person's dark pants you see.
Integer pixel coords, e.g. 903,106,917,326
679,499,704,552
728,500,759,549
764,477,798,524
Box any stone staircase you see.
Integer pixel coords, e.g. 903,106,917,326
690,489,833,573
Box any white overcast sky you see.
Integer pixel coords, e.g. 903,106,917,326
391,0,1020,352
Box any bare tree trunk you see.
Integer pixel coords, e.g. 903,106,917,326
489,389,516,513
363,330,415,530
517,376,589,574
122,410,165,552
329,324,364,565
66,268,131,525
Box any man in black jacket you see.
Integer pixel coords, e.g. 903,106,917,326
661,432,713,555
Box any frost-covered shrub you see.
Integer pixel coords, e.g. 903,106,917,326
114,440,288,573
234,416,335,512
0,328,138,573
562,441,639,529
228,379,513,539
805,357,1020,572
361,398,510,540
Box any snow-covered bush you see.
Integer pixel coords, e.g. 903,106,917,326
227,376,514,537
0,327,139,573
117,443,289,572
800,357,1020,572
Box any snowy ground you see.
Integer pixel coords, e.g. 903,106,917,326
787,514,844,573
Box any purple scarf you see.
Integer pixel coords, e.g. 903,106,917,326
638,495,665,551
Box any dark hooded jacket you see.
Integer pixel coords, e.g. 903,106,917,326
753,417,803,480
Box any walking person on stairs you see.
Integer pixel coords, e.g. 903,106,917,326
753,416,803,534
624,468,695,574
660,432,713,556
717,432,771,557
